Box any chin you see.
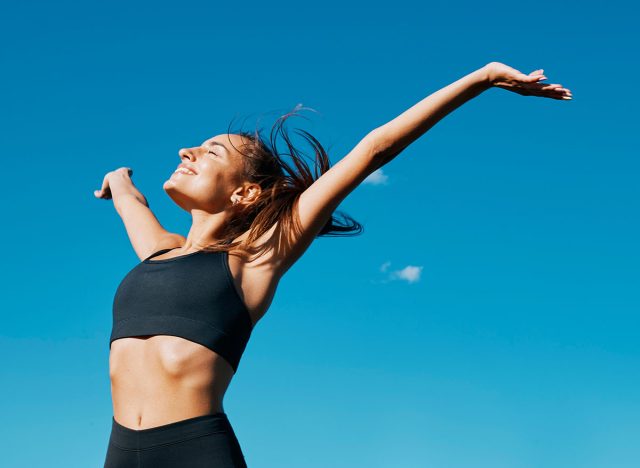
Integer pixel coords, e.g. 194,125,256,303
163,180,183,198
163,177,182,190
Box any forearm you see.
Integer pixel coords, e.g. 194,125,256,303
109,172,149,213
370,64,492,162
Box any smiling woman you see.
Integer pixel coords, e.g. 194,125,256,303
95,61,571,467
160,113,365,266
98,106,364,468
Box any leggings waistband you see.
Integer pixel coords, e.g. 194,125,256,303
110,413,232,450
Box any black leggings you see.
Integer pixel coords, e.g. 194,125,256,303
103,412,248,467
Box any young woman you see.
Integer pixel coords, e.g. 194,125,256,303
96,61,571,467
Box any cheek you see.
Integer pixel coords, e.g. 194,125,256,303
192,172,228,199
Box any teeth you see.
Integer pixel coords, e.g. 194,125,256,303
174,167,196,175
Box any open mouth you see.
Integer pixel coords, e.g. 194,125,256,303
173,167,197,175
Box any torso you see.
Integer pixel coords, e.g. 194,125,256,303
109,233,280,429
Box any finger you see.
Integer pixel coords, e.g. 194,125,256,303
537,86,573,99
529,82,563,91
520,73,544,83
556,88,573,98
524,83,559,94
546,84,572,96
100,176,110,196
96,174,110,198
527,69,547,82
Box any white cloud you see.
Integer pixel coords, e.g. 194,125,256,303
374,261,424,284
390,265,423,284
363,168,389,185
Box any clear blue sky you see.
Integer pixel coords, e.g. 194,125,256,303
1,0,637,466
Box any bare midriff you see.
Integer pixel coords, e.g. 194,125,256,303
109,335,235,430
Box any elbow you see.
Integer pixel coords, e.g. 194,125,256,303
365,128,392,160
366,128,401,164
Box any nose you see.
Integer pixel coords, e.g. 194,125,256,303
179,147,198,160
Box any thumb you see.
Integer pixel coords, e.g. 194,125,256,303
521,73,542,82
527,69,547,82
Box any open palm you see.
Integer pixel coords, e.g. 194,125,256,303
486,62,572,100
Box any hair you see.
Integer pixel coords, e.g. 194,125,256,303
201,104,363,262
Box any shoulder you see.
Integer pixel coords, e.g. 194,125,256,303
152,233,188,251
230,224,283,270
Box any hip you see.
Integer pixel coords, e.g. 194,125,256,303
104,412,247,468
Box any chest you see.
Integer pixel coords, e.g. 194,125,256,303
119,249,276,328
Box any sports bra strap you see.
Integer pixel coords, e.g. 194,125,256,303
144,248,176,261
144,239,232,261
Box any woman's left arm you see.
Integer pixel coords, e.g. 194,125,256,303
369,65,491,166
370,61,572,166
273,62,571,271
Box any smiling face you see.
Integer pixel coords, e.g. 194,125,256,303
163,133,257,214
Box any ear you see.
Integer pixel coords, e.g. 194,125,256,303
231,183,262,206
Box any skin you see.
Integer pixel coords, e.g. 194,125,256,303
107,134,283,429
96,61,571,429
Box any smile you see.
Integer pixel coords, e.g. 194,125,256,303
173,167,196,175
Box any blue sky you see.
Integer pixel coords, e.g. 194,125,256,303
1,0,638,466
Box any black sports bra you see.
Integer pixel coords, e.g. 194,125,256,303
110,246,254,373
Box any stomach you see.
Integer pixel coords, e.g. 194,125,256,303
109,335,235,429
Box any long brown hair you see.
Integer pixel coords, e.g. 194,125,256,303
202,104,363,261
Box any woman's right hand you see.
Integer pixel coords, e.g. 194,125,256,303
94,167,134,200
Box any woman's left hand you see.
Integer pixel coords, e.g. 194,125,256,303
484,61,573,100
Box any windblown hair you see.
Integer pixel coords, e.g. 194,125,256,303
202,105,363,261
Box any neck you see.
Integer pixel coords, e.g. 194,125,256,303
180,209,231,251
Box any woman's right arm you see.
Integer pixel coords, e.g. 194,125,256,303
94,167,184,260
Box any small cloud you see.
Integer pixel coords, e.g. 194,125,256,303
373,261,424,284
363,168,389,185
390,265,423,284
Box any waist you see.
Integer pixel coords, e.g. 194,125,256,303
109,336,234,429
109,412,233,449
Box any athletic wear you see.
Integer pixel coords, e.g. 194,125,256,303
110,247,254,373
103,412,248,468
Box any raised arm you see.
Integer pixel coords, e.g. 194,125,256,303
271,62,572,271
94,167,184,260
371,61,572,167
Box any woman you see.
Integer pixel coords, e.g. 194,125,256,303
96,61,571,467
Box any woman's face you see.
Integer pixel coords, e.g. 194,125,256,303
163,133,248,213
